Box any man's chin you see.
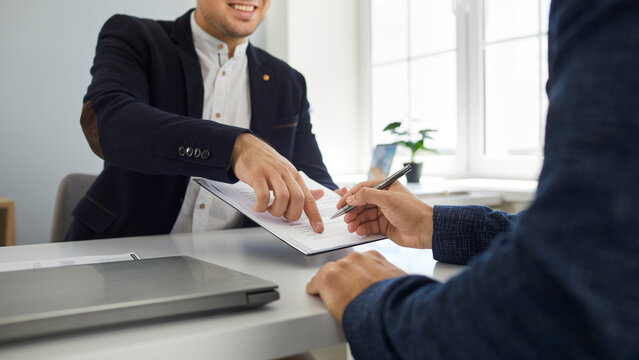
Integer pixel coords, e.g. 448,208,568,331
226,23,261,38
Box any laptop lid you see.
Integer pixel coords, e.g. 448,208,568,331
0,256,278,343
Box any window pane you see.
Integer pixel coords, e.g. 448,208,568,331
371,0,408,64
410,52,457,154
484,38,540,156
371,62,409,145
484,0,539,43
410,0,456,56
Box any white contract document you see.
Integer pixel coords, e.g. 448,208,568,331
194,174,386,255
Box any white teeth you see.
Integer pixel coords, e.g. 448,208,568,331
233,4,255,12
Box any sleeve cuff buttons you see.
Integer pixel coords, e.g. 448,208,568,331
178,146,209,160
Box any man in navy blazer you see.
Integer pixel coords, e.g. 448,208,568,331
308,0,639,358
66,1,337,241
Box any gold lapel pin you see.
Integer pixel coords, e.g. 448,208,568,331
263,74,270,81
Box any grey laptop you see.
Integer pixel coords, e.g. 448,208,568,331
0,256,278,343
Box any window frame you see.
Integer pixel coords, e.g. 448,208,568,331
469,0,546,179
362,0,547,180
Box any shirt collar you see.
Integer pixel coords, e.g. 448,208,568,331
190,12,248,58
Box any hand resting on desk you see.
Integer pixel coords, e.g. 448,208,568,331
306,250,406,323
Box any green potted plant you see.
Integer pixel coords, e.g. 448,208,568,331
383,121,438,183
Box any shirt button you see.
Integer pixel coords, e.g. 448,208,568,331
178,146,186,156
201,149,211,160
194,148,202,158
199,203,206,209
217,44,223,50
215,113,221,118
222,71,226,76
185,147,193,157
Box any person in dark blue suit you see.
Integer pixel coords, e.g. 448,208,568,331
308,0,639,358
66,0,338,241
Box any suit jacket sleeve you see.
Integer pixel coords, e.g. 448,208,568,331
342,1,639,358
291,75,337,190
82,15,247,182
432,206,523,265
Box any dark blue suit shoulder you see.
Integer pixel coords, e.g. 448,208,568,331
101,13,174,43
250,46,305,81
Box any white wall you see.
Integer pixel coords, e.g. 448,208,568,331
0,1,193,245
265,0,363,176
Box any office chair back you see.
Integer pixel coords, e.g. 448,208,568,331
50,173,97,242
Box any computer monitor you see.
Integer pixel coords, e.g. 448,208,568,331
368,144,397,180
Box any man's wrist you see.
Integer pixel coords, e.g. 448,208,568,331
230,132,251,167
419,203,435,248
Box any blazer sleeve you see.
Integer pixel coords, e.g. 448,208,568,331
290,75,338,190
81,15,247,182
432,205,524,264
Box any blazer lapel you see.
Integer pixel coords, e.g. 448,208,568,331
247,44,276,141
170,10,203,119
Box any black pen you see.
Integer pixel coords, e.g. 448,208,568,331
329,164,413,220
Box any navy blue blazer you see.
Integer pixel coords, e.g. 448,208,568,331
67,10,336,241
343,0,639,358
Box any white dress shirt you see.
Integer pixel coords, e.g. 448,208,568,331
171,13,252,233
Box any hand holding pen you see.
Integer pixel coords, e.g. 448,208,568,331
333,163,435,249
330,164,413,219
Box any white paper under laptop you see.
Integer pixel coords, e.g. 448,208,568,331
195,173,386,255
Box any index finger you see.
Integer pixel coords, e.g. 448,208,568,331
296,176,324,233
336,179,385,209
306,271,321,295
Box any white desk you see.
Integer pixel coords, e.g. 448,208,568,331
407,177,537,203
0,228,462,360
335,175,536,211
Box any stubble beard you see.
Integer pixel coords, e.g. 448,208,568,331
203,12,261,40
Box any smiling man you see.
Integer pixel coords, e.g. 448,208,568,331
195,1,268,56
66,0,338,241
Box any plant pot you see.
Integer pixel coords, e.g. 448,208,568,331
404,162,422,183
